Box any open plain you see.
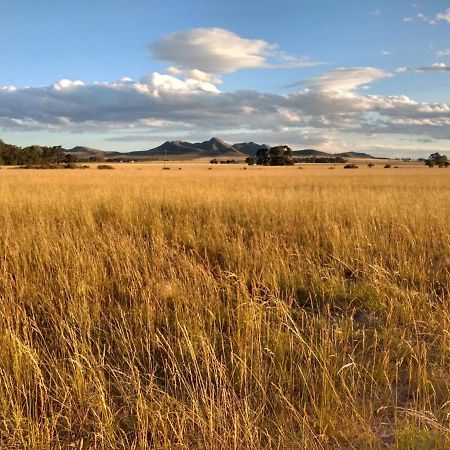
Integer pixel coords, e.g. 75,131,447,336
1,164,449,448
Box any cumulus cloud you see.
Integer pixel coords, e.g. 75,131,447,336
149,28,322,74
53,79,85,90
437,49,450,57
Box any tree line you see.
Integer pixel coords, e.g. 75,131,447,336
0,140,67,166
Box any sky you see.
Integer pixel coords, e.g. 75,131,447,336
0,0,449,157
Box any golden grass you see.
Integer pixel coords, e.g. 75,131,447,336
0,165,449,449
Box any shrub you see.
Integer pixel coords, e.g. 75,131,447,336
97,165,114,170
344,164,358,169
384,164,391,169
64,163,79,169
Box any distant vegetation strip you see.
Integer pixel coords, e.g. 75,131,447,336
1,138,448,167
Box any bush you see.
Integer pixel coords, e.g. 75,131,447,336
97,165,114,170
384,164,391,169
64,163,79,169
344,164,358,169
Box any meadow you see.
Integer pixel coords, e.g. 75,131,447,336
0,164,449,449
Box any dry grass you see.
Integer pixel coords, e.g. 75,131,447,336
0,165,449,449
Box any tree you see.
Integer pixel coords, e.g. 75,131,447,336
425,153,449,168
0,140,67,166
65,153,79,163
42,146,65,163
255,145,294,166
255,147,270,165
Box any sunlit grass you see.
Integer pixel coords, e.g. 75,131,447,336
0,165,449,448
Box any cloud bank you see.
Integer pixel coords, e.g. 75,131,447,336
1,66,449,147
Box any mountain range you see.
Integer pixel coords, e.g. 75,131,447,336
66,138,374,160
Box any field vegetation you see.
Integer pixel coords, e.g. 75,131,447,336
0,165,449,448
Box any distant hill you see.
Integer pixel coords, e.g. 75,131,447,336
335,151,375,159
126,137,244,159
66,146,120,158
63,139,377,160
292,149,331,157
232,142,270,155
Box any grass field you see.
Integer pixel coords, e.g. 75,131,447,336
0,164,449,449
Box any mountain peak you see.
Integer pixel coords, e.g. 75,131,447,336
208,137,226,144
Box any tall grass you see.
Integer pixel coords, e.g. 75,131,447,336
0,166,449,448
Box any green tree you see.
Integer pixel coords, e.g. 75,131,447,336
255,145,294,166
425,153,449,168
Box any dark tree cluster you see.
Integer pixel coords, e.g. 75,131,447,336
247,146,294,166
292,156,347,164
209,159,240,164
424,153,449,168
0,140,66,166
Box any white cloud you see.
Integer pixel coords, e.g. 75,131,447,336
149,28,322,74
142,72,221,94
405,8,450,24
437,49,450,57
288,67,391,92
381,50,391,56
396,63,450,73
53,79,85,90
416,12,436,25
436,8,450,24
416,63,450,73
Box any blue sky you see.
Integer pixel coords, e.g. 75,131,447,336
0,0,449,156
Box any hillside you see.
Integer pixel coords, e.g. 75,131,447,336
336,151,375,159
66,146,120,158
122,139,376,160
126,137,244,159
232,142,270,155
292,149,331,157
